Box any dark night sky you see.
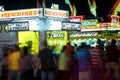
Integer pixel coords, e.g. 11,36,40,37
0,0,117,22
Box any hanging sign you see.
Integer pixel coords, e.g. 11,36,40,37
44,8,69,18
0,8,43,18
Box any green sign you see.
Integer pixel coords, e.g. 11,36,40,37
101,30,117,36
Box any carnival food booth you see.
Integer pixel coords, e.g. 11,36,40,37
79,15,120,47
0,8,44,54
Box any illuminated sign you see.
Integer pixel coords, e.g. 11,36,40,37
70,32,98,37
99,23,111,28
0,8,43,18
6,22,29,31
47,31,67,39
81,19,99,29
69,16,84,22
62,22,81,30
44,9,69,18
47,33,64,38
82,19,98,26
110,15,119,28
101,30,117,36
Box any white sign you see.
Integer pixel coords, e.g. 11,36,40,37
62,22,81,30
8,22,29,31
0,8,43,18
44,8,69,18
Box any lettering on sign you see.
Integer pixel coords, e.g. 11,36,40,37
7,22,29,31
70,32,98,37
47,33,64,38
100,23,111,28
69,16,84,22
44,9,68,18
62,22,81,30
82,19,98,26
0,9,40,18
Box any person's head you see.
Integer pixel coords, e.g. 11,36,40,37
22,46,29,56
12,44,20,51
61,45,67,53
97,39,102,45
81,42,86,48
111,39,117,45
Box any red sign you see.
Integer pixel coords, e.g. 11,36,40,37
69,16,84,22
99,23,111,28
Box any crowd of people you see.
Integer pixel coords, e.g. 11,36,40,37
0,39,120,80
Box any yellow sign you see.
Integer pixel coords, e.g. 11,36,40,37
0,9,42,18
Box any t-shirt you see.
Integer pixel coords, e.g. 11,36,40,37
38,48,55,72
89,48,103,67
8,51,21,70
106,45,119,63
58,52,70,70
76,49,90,72
20,54,33,70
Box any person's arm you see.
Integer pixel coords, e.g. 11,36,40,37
29,55,36,76
34,58,40,76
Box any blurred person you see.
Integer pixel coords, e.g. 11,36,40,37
105,39,120,80
20,46,35,80
96,39,104,50
58,45,71,80
75,42,91,80
70,53,79,80
36,40,57,80
89,47,105,80
66,42,74,57
2,47,13,80
7,45,21,80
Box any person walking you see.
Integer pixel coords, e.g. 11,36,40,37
89,47,105,80
58,45,71,80
20,46,35,80
7,45,21,80
105,39,120,80
36,40,57,80
75,42,91,80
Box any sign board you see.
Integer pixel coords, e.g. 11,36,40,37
101,30,117,36
81,19,99,30
62,22,81,30
6,21,29,32
69,16,84,22
44,8,69,18
99,23,111,28
70,31,98,37
47,31,67,39
110,15,119,28
0,8,43,19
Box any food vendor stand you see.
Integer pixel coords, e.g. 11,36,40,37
0,8,44,54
